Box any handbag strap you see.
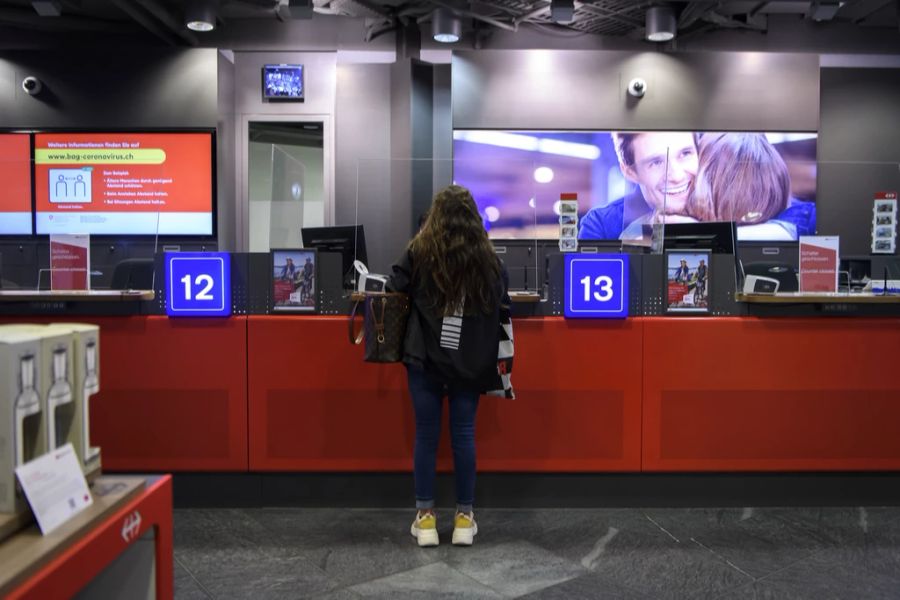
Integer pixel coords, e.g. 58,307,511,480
348,299,365,345
372,296,387,343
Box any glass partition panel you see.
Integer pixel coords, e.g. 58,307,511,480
250,121,325,253
353,157,538,294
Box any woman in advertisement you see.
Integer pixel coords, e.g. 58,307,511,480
388,185,510,547
687,132,816,240
578,131,816,241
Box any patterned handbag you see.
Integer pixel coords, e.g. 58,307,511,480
348,292,411,363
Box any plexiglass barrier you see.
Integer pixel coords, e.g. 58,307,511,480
354,157,539,296
249,120,326,312
35,170,163,291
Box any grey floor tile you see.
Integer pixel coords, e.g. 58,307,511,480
535,510,753,599
772,506,900,547
173,558,212,600
245,508,448,587
174,508,276,551
347,562,504,599
175,545,335,600
640,508,825,579
171,506,900,600
517,571,652,600
445,540,585,597
723,551,900,600
307,590,365,600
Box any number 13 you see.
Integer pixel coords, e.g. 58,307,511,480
580,275,614,302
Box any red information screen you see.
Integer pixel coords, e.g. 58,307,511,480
0,133,33,235
34,132,213,235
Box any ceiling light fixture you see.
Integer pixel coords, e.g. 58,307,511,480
550,0,575,24
431,8,462,43
645,5,676,42
185,0,218,32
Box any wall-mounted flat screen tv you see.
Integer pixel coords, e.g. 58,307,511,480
262,64,304,101
34,131,214,236
0,133,33,235
452,130,817,242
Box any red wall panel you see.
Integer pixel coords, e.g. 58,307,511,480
643,317,900,471
0,316,248,471
248,316,643,471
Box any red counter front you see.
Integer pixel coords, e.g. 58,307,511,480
0,316,249,471
248,316,643,471
642,317,900,471
6,315,900,473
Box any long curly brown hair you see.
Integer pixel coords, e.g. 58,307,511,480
409,185,500,316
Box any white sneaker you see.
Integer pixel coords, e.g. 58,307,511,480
452,512,478,546
410,511,439,547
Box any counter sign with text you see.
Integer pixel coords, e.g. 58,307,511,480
564,254,629,318
165,252,231,317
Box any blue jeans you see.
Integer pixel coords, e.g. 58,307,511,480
406,366,479,513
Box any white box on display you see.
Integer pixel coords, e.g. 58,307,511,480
2,325,77,458
0,327,45,514
47,324,101,473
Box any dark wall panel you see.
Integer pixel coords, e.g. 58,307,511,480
818,68,900,255
452,50,819,132
0,49,218,129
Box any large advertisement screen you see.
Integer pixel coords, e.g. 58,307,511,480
34,132,213,235
453,130,817,241
0,133,33,235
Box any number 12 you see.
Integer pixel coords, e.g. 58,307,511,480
181,274,215,300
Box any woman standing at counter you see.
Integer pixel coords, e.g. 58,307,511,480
389,184,510,547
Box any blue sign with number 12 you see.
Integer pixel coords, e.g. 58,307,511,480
564,254,629,319
165,252,231,317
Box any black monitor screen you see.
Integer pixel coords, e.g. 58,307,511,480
663,221,737,254
262,64,304,101
301,225,366,288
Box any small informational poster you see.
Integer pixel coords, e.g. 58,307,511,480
558,193,578,252
49,233,90,291
799,236,839,292
272,248,317,312
872,192,897,255
665,251,710,313
15,443,93,535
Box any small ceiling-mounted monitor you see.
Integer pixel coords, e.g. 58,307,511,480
262,64,304,102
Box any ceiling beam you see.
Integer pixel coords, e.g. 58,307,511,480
135,0,199,46
851,0,894,22
109,0,184,45
0,6,124,31
576,2,643,29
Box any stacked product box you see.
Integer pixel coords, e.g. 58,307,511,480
0,327,44,514
0,323,101,484
49,324,101,474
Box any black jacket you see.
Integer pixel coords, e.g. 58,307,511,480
388,250,510,391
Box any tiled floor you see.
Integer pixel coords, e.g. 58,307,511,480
174,506,900,599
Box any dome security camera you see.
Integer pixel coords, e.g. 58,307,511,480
627,77,647,98
22,76,42,96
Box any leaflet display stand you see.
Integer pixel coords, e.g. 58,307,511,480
0,475,173,600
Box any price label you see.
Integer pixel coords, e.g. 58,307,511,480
165,252,231,317
564,254,629,319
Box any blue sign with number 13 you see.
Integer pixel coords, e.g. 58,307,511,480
564,254,629,319
165,252,232,317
